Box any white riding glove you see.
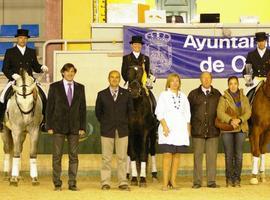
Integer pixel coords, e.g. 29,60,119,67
41,65,48,72
12,73,21,80
146,74,156,89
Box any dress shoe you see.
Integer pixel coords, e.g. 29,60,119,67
101,184,110,190
192,184,201,189
118,184,130,191
207,183,220,188
54,186,62,191
68,185,79,191
234,180,241,187
226,179,235,187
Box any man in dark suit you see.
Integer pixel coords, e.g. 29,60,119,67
0,29,48,129
243,32,270,99
46,63,86,191
95,70,133,191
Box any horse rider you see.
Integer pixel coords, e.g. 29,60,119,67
121,35,156,110
243,32,270,102
0,29,48,130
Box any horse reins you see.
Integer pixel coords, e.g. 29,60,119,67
15,91,36,115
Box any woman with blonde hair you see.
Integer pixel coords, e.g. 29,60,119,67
155,73,191,190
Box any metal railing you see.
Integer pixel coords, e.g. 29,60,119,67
42,39,122,65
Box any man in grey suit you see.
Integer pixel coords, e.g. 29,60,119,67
46,63,86,191
95,70,133,191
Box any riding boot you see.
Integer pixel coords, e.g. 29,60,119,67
246,87,256,104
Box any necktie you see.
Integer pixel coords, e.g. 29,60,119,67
67,83,73,106
206,90,210,95
113,90,118,101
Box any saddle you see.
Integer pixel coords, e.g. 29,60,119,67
247,81,264,106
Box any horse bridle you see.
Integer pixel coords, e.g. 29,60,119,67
128,79,143,97
15,84,36,115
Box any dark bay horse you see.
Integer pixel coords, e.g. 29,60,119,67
249,71,270,184
127,65,158,187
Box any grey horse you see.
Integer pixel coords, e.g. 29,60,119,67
1,70,43,186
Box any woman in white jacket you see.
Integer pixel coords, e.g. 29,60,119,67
155,73,191,190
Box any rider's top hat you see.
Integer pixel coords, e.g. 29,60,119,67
15,29,30,38
255,32,268,42
129,36,144,44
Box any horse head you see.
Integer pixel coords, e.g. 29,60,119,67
12,69,37,114
127,65,144,98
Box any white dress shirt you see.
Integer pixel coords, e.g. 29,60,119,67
155,89,191,146
63,79,74,98
17,45,26,55
109,86,119,100
201,86,211,95
257,47,266,58
133,51,140,59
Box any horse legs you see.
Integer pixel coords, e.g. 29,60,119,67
10,131,23,186
249,125,262,185
29,128,40,186
1,127,13,180
148,128,158,182
138,131,149,187
128,133,138,185
126,155,131,179
258,131,270,183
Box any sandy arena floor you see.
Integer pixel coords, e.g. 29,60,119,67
0,175,269,200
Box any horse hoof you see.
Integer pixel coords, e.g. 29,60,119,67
151,172,158,183
9,177,18,187
152,177,158,183
3,172,10,181
32,177,40,186
139,177,147,187
130,177,138,186
250,177,259,185
259,172,266,183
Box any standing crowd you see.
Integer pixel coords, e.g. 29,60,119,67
0,29,269,191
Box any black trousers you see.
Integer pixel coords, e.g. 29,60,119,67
52,133,79,187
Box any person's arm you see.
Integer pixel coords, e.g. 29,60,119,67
155,92,169,136
46,84,55,132
95,92,103,122
243,52,252,76
144,56,150,77
79,85,87,132
183,94,191,135
217,96,232,123
2,49,14,80
238,95,252,124
121,56,128,82
30,49,42,73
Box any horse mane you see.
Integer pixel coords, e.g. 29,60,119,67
261,71,270,97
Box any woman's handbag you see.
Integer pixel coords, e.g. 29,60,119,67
215,105,238,131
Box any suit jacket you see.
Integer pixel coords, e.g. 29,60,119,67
244,48,270,78
95,87,133,138
121,52,150,82
3,46,42,81
46,80,86,135
188,86,221,138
